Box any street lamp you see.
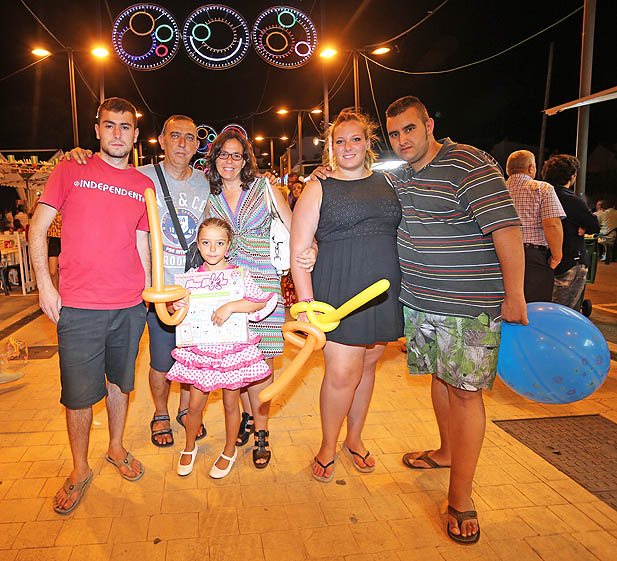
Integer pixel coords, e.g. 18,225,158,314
255,135,290,170
319,46,390,113
319,47,337,59
318,47,338,135
91,47,109,104
275,108,322,173
91,47,109,57
33,46,110,146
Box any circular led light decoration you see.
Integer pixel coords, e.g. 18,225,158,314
183,5,250,70
252,6,318,68
193,158,208,171
112,4,180,70
196,124,218,154
221,123,248,138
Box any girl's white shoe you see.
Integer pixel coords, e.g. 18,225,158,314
209,448,237,479
177,445,198,476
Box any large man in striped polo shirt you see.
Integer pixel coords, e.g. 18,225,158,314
386,96,528,544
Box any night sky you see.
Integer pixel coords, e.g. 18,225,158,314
2,0,616,172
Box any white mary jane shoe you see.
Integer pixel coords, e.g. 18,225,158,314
177,445,198,476
209,448,237,479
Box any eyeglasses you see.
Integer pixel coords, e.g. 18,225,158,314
217,151,243,161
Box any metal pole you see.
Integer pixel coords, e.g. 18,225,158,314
270,138,274,171
575,0,596,197
322,68,330,133
353,50,360,112
99,64,105,105
320,0,329,132
297,112,303,174
97,0,105,104
67,48,79,146
538,42,554,177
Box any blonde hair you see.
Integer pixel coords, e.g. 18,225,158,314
321,109,378,169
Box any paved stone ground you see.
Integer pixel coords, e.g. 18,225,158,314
495,415,617,511
0,263,615,560
0,294,38,326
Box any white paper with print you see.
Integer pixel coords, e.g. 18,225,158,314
174,269,248,346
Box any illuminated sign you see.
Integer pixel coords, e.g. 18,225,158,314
252,6,318,68
196,124,218,153
112,4,180,70
183,5,250,70
113,4,318,71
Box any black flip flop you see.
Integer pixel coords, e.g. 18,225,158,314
176,408,207,441
343,444,375,473
312,456,335,483
447,504,480,545
150,414,174,447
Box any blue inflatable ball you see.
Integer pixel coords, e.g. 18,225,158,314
497,302,610,404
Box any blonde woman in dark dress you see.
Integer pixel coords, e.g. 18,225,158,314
290,110,403,482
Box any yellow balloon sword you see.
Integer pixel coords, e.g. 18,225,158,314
141,187,189,326
259,279,390,402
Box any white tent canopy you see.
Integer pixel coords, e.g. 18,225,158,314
0,151,62,208
544,85,617,116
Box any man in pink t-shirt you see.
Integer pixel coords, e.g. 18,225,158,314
29,97,153,515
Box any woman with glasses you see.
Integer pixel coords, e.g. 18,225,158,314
205,129,293,468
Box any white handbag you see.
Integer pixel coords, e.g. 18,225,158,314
263,179,291,276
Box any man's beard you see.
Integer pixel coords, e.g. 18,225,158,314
101,143,131,160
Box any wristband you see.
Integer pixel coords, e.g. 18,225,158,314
299,297,315,303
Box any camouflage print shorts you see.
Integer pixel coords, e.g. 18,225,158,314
403,306,502,391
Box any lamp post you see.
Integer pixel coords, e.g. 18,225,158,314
319,47,337,131
91,47,110,104
33,46,109,146
276,108,322,174
320,46,390,113
66,48,79,146
255,135,289,171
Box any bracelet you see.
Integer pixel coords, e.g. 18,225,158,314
299,297,315,303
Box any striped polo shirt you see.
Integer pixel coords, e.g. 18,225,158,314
387,138,521,320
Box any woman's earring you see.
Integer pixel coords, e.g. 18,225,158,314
225,250,230,259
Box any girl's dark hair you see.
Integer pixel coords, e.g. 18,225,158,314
197,218,234,243
541,154,580,188
205,130,257,195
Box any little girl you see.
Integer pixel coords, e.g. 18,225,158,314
166,218,277,479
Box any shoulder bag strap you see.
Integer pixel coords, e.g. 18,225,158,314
263,178,283,221
154,163,188,251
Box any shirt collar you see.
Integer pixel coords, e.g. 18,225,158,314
397,137,455,179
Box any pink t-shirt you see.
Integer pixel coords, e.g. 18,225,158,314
39,154,152,310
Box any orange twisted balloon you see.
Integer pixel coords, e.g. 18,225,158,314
259,279,390,402
258,322,326,402
141,188,189,326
